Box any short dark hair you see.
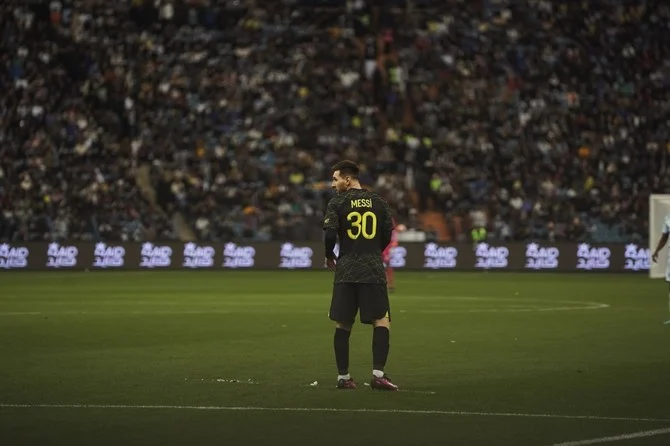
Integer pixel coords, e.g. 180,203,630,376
331,160,360,178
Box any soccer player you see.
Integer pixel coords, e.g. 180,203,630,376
383,217,398,292
651,219,670,325
323,160,399,391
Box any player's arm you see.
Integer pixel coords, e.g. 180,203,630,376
379,199,393,252
652,219,670,262
323,197,340,261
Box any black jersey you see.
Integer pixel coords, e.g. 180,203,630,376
323,189,393,283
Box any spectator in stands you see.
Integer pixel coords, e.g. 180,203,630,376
1,0,667,244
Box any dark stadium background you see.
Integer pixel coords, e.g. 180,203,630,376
1,1,668,445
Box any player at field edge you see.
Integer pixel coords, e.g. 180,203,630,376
323,160,399,390
650,218,670,325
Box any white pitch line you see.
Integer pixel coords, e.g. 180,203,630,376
0,404,668,424
0,295,611,316
0,303,610,317
551,427,670,446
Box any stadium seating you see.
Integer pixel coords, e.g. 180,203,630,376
1,0,666,243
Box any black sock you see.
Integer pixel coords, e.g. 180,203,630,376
334,328,351,375
372,326,390,371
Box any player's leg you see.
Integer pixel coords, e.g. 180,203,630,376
665,283,670,325
371,315,398,390
359,284,399,391
334,321,356,387
329,283,358,388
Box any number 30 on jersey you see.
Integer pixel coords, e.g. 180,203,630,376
346,211,377,240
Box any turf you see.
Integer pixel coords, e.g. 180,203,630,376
0,271,669,446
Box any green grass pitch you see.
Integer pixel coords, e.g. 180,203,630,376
1,271,669,446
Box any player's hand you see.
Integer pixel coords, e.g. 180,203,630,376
652,252,659,263
325,258,336,271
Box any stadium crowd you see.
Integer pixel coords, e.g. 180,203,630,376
1,0,668,243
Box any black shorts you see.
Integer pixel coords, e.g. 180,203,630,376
329,283,391,325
